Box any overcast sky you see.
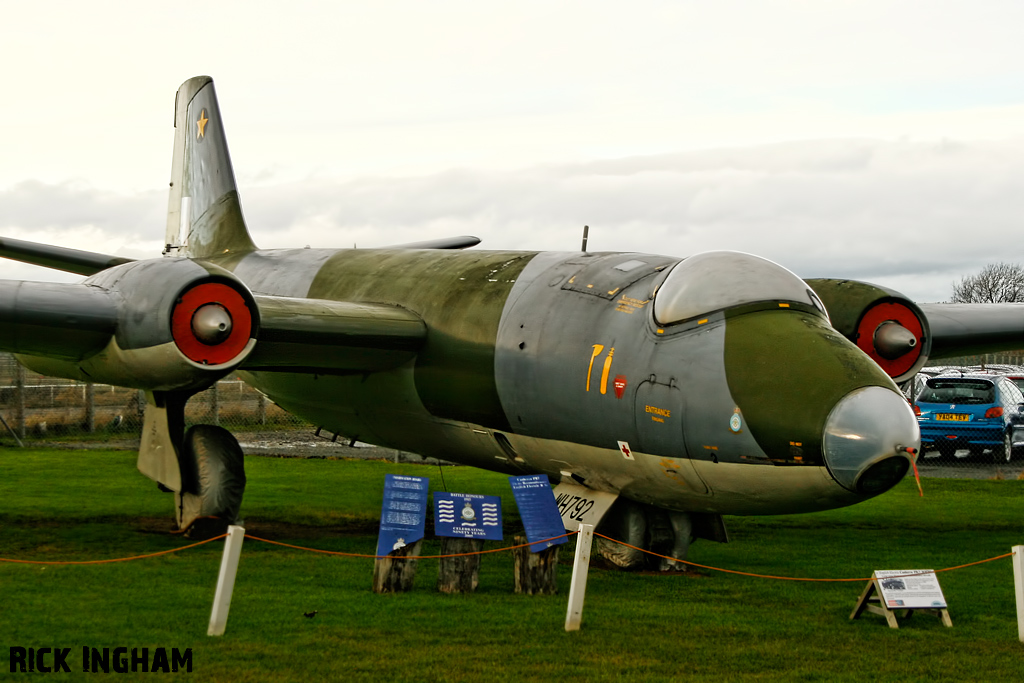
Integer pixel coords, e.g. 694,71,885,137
3,1,1024,301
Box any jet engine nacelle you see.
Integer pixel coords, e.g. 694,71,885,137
9,258,259,392
806,278,930,383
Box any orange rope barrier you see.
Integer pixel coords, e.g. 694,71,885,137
592,532,1014,582
1,529,1012,582
933,552,1015,573
0,534,228,566
245,532,578,560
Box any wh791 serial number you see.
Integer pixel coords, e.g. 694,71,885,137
555,493,595,520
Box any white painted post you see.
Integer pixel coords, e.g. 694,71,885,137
1013,545,1024,643
565,523,594,632
208,525,246,636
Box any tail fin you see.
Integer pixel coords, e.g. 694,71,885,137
164,76,257,259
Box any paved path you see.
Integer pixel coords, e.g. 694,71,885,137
917,448,1024,480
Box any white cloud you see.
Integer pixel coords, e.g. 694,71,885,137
5,137,1021,304
4,2,1024,304
5,2,1024,187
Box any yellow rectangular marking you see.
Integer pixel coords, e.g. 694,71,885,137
698,319,708,325
778,303,790,308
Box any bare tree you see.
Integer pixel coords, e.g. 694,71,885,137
950,263,1024,303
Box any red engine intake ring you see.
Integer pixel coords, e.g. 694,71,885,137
171,282,253,365
855,301,924,379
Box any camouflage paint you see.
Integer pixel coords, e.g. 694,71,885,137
724,309,897,465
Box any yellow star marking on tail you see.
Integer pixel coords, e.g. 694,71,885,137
197,109,209,139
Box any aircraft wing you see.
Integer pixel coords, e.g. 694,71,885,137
807,278,1024,382
0,235,431,385
0,233,497,375
0,234,477,276
917,302,1024,360
0,235,134,276
243,295,425,372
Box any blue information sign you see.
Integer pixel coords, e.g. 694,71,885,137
509,474,568,553
376,474,429,557
434,492,503,541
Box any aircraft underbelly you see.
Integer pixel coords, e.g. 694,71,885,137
239,367,525,473
482,432,858,515
688,460,863,515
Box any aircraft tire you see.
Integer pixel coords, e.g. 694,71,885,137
177,425,247,530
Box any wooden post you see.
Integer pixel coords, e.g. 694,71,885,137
210,382,220,426
15,363,25,440
137,389,146,426
208,525,246,636
1013,545,1024,643
565,523,594,631
437,537,483,594
372,540,422,593
512,535,560,595
84,383,95,433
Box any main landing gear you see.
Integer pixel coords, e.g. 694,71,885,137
138,391,246,532
595,499,728,571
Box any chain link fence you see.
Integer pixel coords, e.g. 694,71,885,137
0,352,311,446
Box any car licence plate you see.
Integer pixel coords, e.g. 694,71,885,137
935,414,970,421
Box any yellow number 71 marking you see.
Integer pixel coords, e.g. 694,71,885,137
586,344,615,394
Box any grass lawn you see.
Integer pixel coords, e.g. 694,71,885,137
1,449,1022,681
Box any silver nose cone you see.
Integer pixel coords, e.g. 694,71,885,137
823,386,920,494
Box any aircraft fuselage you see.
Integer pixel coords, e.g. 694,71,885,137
218,246,919,516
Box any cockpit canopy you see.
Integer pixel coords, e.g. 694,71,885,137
653,251,827,326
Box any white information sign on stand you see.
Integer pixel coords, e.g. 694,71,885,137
874,570,948,610
851,569,952,629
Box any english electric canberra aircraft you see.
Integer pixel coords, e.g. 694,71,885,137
2,77,1022,569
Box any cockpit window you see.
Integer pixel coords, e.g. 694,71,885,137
653,251,825,325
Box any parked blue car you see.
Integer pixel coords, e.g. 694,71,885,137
915,374,1024,463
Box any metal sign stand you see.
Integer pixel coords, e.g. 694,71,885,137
850,572,952,629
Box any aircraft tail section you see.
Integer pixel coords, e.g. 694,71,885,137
164,76,257,259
